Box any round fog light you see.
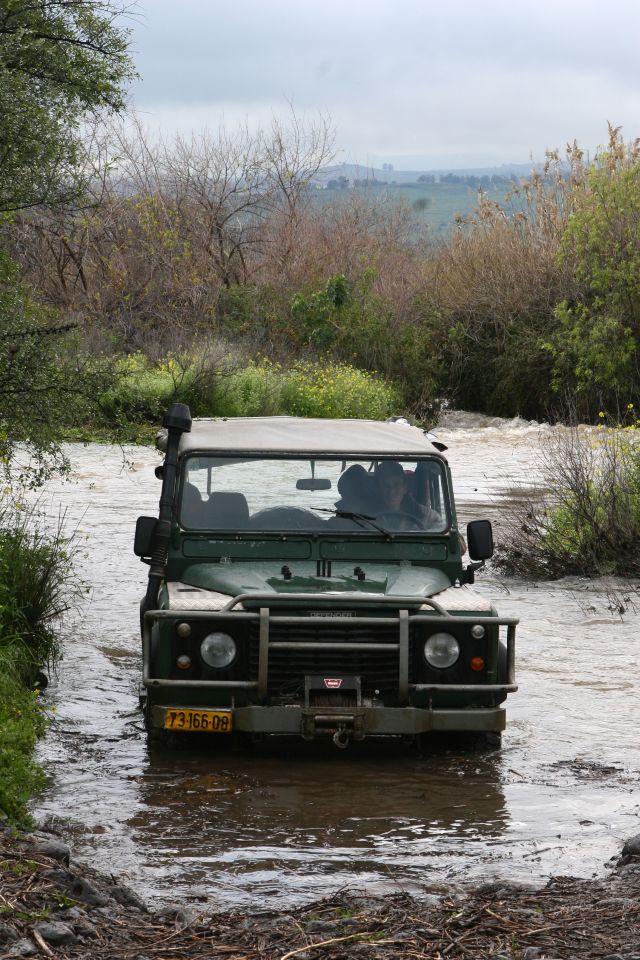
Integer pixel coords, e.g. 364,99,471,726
471,624,485,639
201,632,237,669
424,632,460,669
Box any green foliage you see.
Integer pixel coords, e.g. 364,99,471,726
280,361,400,420
0,503,77,676
0,657,47,825
291,273,351,349
289,271,441,415
99,354,188,426
0,501,77,825
213,360,284,417
96,353,400,424
544,136,640,416
0,1,134,211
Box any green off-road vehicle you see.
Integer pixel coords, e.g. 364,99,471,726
135,404,517,748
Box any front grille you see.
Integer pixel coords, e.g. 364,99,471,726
249,620,401,695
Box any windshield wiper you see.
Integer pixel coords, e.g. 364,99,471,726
317,508,393,539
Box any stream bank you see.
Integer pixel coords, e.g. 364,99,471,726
2,828,640,959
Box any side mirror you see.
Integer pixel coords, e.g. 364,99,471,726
467,519,494,561
134,516,158,557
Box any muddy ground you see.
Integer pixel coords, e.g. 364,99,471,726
1,830,639,960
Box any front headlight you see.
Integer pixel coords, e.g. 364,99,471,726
424,632,460,669
200,632,237,669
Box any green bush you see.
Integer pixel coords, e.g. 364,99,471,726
99,354,187,425
0,505,76,677
280,361,400,420
541,131,640,418
0,656,47,825
97,354,400,425
0,502,76,824
211,360,284,417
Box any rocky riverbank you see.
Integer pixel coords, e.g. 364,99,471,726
1,830,640,960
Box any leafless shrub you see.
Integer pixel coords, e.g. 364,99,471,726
495,424,640,578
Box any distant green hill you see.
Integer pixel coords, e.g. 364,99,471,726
313,179,517,234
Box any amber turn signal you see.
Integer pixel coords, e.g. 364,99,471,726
176,655,192,670
470,657,485,672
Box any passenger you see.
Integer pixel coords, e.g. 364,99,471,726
374,461,442,529
335,463,374,514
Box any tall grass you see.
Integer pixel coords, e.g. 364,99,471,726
0,659,47,824
0,501,78,824
99,354,401,424
0,504,77,678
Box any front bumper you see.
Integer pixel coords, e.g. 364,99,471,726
151,702,507,737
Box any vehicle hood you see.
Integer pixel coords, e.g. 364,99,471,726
178,561,451,600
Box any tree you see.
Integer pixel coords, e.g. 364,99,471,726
0,0,134,212
0,250,114,484
0,1,133,480
545,127,640,414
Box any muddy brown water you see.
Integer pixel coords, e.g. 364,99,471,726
33,413,640,911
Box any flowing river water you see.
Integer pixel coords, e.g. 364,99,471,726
33,413,640,911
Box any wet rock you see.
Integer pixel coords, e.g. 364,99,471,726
418,893,443,908
61,905,97,937
598,896,636,908
6,938,37,957
155,905,197,931
43,869,111,907
388,929,415,942
477,881,503,895
94,904,119,917
304,920,340,936
620,833,640,861
0,923,18,943
34,921,77,946
31,838,71,865
111,883,148,911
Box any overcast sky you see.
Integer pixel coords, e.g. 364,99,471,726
127,0,640,171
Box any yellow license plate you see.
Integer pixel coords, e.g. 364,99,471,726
164,709,233,733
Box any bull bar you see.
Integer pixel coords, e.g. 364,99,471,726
143,591,518,699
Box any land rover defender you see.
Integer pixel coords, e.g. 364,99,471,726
135,404,517,747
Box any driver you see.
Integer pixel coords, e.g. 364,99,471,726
374,460,441,529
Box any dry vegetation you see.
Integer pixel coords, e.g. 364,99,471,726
2,829,640,960
5,121,640,423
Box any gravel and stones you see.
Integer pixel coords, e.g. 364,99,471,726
1,828,639,959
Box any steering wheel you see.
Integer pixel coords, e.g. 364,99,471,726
376,511,424,531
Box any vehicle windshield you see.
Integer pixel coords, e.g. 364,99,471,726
179,456,450,534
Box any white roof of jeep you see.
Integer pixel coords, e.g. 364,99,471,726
177,417,447,459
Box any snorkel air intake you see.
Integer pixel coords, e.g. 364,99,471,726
143,403,192,613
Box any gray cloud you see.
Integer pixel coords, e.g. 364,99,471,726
127,0,640,168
